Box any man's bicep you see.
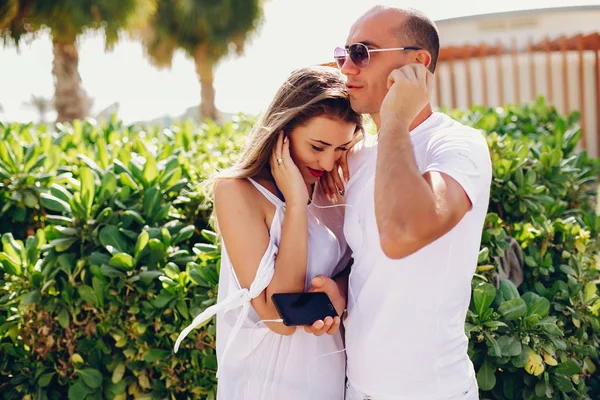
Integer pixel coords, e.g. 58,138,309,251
424,132,492,209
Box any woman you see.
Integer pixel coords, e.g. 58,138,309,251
174,66,362,400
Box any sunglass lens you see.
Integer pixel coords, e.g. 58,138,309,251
349,44,369,68
334,47,346,68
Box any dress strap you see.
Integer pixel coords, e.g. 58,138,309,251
247,178,284,206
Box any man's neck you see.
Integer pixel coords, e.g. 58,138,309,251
372,104,434,132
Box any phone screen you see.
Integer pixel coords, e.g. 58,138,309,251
271,292,338,326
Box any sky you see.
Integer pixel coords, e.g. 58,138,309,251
1,0,599,123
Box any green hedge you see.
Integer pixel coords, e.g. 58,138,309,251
1,98,599,399
0,116,251,400
448,99,599,399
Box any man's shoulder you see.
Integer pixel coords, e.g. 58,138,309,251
428,114,489,150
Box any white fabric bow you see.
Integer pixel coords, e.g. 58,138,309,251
173,239,278,377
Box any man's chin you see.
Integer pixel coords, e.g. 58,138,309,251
349,99,374,115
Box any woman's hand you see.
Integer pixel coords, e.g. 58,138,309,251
269,131,309,207
320,131,364,200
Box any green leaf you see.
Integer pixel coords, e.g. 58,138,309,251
77,155,104,177
123,210,146,225
201,229,218,244
497,335,522,357
38,372,55,388
172,225,195,246
97,138,109,169
193,243,219,255
465,322,478,336
176,299,189,319
526,295,550,318
151,292,174,309
99,225,129,255
78,285,98,307
538,317,564,337
143,156,159,185
109,253,135,269
76,368,103,389
477,247,489,263
136,270,164,283
164,262,180,280
134,231,150,258
161,228,171,248
111,363,126,384
584,282,597,303
473,283,497,317
40,193,72,214
553,374,574,393
79,166,95,218
49,238,77,252
143,187,161,220
88,252,111,267
0,140,18,172
160,165,182,187
143,349,170,363
559,264,578,277
21,290,41,305
100,264,124,278
68,380,92,400
498,298,527,321
477,357,497,391
148,238,166,267
119,171,139,190
1,233,23,264
99,171,117,201
0,252,21,276
512,347,530,368
535,381,550,398
92,277,105,307
499,280,520,301
44,215,74,226
50,183,73,202
485,331,502,357
58,309,70,329
483,321,509,329
554,360,581,375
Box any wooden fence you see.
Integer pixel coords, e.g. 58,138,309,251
434,33,600,157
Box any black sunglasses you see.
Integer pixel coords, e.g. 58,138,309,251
334,43,422,69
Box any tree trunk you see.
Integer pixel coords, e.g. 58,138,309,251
194,47,219,122
52,39,90,123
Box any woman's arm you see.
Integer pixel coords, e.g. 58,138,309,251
215,179,307,335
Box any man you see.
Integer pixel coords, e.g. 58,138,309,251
307,6,492,399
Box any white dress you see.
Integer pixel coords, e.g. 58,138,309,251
175,178,349,400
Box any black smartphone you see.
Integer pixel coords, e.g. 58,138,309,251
271,292,338,326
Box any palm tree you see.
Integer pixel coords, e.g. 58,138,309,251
138,0,264,121
0,0,150,123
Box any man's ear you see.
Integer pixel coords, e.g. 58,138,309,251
415,50,432,69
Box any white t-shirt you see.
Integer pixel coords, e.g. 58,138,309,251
343,112,492,399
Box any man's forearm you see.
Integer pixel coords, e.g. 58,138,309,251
375,119,437,257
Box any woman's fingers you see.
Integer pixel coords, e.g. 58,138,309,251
339,153,350,183
323,171,337,201
331,166,345,195
326,316,340,335
282,134,292,162
270,131,284,172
